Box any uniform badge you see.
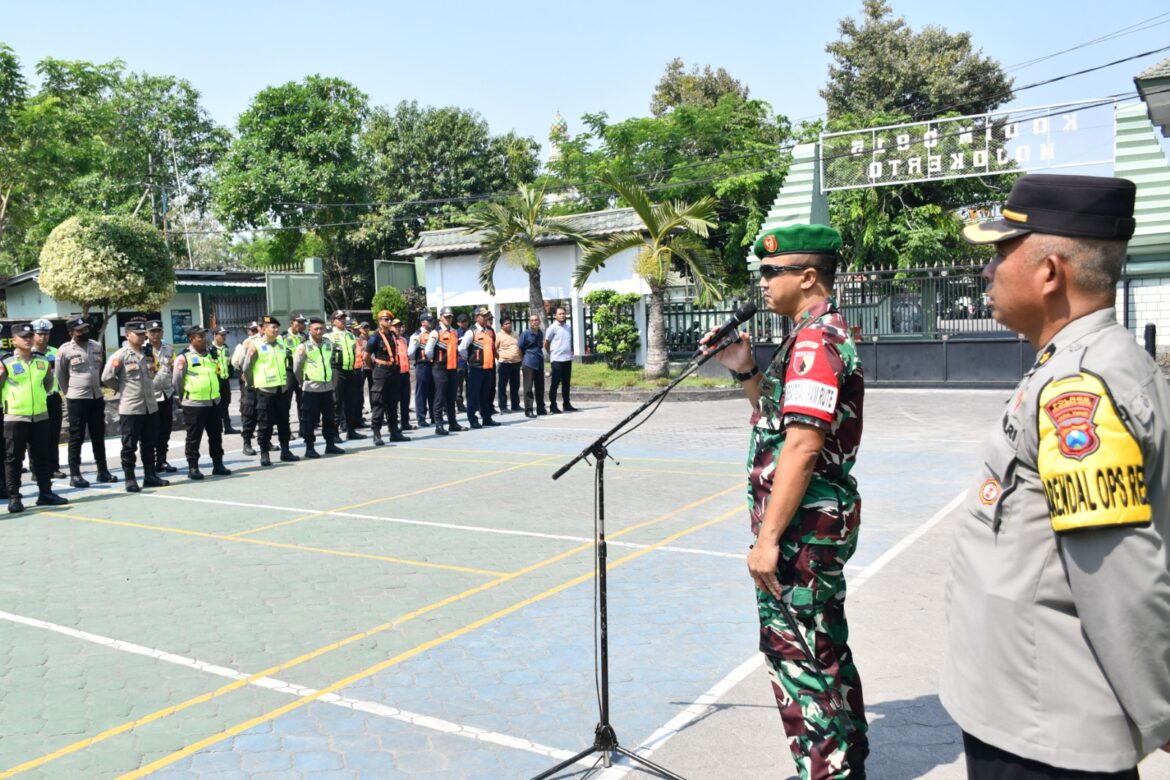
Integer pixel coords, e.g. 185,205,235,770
12,363,24,375
793,350,816,375
763,234,778,253
979,479,1001,505
1044,390,1100,460
260,345,268,352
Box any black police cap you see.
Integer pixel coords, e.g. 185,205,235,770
964,174,1137,244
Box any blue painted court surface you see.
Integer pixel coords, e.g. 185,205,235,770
0,390,1007,778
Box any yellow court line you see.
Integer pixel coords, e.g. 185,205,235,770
120,504,743,779
0,482,741,779
228,454,562,538
358,451,739,478
43,512,506,577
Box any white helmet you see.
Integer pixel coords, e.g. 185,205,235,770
30,318,52,333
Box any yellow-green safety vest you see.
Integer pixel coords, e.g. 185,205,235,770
183,349,221,402
251,340,288,390
302,340,333,383
329,330,357,370
2,354,50,417
213,343,229,379
43,345,60,395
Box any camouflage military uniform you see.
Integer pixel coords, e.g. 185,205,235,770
747,297,867,779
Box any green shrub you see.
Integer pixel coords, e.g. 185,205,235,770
583,288,641,370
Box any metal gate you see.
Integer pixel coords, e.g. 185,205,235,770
207,294,265,354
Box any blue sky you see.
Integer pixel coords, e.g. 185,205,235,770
4,0,1169,153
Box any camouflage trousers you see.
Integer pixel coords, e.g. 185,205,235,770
757,534,868,779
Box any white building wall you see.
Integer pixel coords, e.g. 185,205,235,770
1125,276,1170,352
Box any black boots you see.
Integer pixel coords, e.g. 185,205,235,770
211,459,231,476
95,467,119,483
260,450,272,467
304,443,320,459
36,492,68,507
188,462,205,480
390,427,410,443
70,473,90,488
372,431,385,447
242,438,257,456
435,425,449,436
143,464,169,488
324,442,345,455
157,460,178,474
8,497,23,513
345,430,366,440
124,467,141,493
279,446,300,462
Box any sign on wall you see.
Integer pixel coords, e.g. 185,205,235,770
820,98,1116,191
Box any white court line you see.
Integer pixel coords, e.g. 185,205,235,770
596,488,969,778
133,492,744,560
0,609,590,767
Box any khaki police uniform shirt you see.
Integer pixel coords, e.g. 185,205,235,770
55,339,105,400
102,346,159,416
941,308,1170,772
151,341,175,401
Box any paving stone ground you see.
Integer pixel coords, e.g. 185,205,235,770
0,389,1167,779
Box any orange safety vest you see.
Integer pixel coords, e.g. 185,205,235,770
437,330,458,370
395,335,409,372
471,329,495,370
413,333,430,362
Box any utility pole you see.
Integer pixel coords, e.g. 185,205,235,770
168,131,196,269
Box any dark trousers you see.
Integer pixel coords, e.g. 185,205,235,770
5,420,52,496
497,362,521,410
239,381,257,438
370,366,401,432
522,366,546,413
182,405,224,465
288,371,303,429
67,397,108,474
156,395,175,466
466,366,496,425
414,363,434,425
962,733,1138,780
456,366,468,410
218,379,233,432
399,369,411,427
432,366,458,428
549,360,572,407
255,389,291,452
362,368,372,415
47,394,63,471
120,413,158,473
333,370,360,432
300,390,337,446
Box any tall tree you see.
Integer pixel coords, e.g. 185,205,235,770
354,100,540,257
821,0,1013,121
819,3,1014,269
212,75,370,307
545,97,790,287
573,172,723,379
650,58,749,116
461,184,590,329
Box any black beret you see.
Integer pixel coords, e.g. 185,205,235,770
66,317,89,331
260,315,281,327
11,322,35,337
184,325,208,338
964,174,1137,244
146,320,164,331
125,317,149,333
308,316,325,325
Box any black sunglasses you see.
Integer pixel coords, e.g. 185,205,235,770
758,264,814,280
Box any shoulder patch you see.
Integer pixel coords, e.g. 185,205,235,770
1038,371,1150,533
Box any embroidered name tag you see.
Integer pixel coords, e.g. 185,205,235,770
783,379,839,415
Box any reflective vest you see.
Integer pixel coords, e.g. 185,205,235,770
329,330,356,370
436,329,459,370
213,343,229,379
283,329,307,357
395,336,409,372
413,332,430,362
251,340,288,389
470,329,495,369
42,345,60,395
2,354,50,417
182,350,221,402
302,340,333,383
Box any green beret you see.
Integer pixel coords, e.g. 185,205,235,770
753,224,842,260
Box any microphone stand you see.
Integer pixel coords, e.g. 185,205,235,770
533,336,741,780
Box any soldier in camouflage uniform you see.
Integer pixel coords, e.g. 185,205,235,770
709,224,867,779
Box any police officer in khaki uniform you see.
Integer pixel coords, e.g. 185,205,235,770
241,315,298,466
146,320,178,474
292,317,344,458
102,317,168,492
173,325,231,480
942,175,1170,779
56,317,117,487
0,323,68,512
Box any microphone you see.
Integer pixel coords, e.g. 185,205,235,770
694,302,758,359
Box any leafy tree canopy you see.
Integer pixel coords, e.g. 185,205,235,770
650,58,749,117
39,214,175,318
353,100,540,258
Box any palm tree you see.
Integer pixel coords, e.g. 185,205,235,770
573,171,723,379
462,184,590,328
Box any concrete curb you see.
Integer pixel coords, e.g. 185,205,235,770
568,386,742,403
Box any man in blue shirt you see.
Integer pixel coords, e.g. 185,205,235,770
544,306,575,413
518,313,547,418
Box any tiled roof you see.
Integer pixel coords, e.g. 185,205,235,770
394,207,646,257
1136,56,1170,81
